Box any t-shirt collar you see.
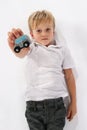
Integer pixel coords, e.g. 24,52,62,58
32,39,63,48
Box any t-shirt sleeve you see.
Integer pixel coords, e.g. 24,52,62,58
27,42,35,56
62,46,75,69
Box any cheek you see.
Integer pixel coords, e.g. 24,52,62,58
35,35,40,39
50,32,54,38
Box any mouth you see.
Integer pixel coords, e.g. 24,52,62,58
42,38,48,40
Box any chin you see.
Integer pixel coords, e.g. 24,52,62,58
43,43,49,46
43,41,50,45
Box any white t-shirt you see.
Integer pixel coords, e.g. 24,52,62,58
25,40,75,101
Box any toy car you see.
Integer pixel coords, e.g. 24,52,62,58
14,35,31,53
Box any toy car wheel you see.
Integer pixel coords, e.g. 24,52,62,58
14,46,20,53
23,41,29,48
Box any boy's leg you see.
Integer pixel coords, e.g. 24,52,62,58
47,97,66,130
25,101,45,130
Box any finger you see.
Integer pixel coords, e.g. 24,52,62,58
67,110,72,120
7,38,15,50
17,28,24,35
67,112,74,121
67,110,70,118
8,32,16,41
11,28,22,38
68,114,73,121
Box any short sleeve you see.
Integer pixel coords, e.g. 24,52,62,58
62,47,75,69
27,42,35,56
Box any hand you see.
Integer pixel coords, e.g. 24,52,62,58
67,102,77,121
7,28,24,51
7,28,29,58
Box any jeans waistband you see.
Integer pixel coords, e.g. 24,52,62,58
26,97,63,109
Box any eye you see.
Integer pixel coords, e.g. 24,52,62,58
46,28,51,32
36,29,42,33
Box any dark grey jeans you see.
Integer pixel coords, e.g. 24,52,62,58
25,97,66,130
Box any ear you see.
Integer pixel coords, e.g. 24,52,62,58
30,32,34,38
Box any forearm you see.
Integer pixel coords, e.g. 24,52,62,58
66,75,77,103
64,69,77,103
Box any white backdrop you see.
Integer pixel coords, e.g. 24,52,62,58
0,0,87,130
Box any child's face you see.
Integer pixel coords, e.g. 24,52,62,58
30,22,55,46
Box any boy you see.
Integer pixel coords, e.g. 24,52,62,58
8,10,77,130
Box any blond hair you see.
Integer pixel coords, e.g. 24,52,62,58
28,10,55,31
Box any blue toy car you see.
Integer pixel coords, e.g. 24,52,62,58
14,35,31,53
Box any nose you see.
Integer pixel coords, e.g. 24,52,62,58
41,31,47,36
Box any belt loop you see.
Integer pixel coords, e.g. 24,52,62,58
55,99,58,109
43,100,46,109
33,101,37,111
43,99,47,109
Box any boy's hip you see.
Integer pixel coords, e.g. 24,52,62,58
25,97,66,129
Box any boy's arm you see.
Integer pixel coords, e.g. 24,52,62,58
7,28,30,58
63,68,77,121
